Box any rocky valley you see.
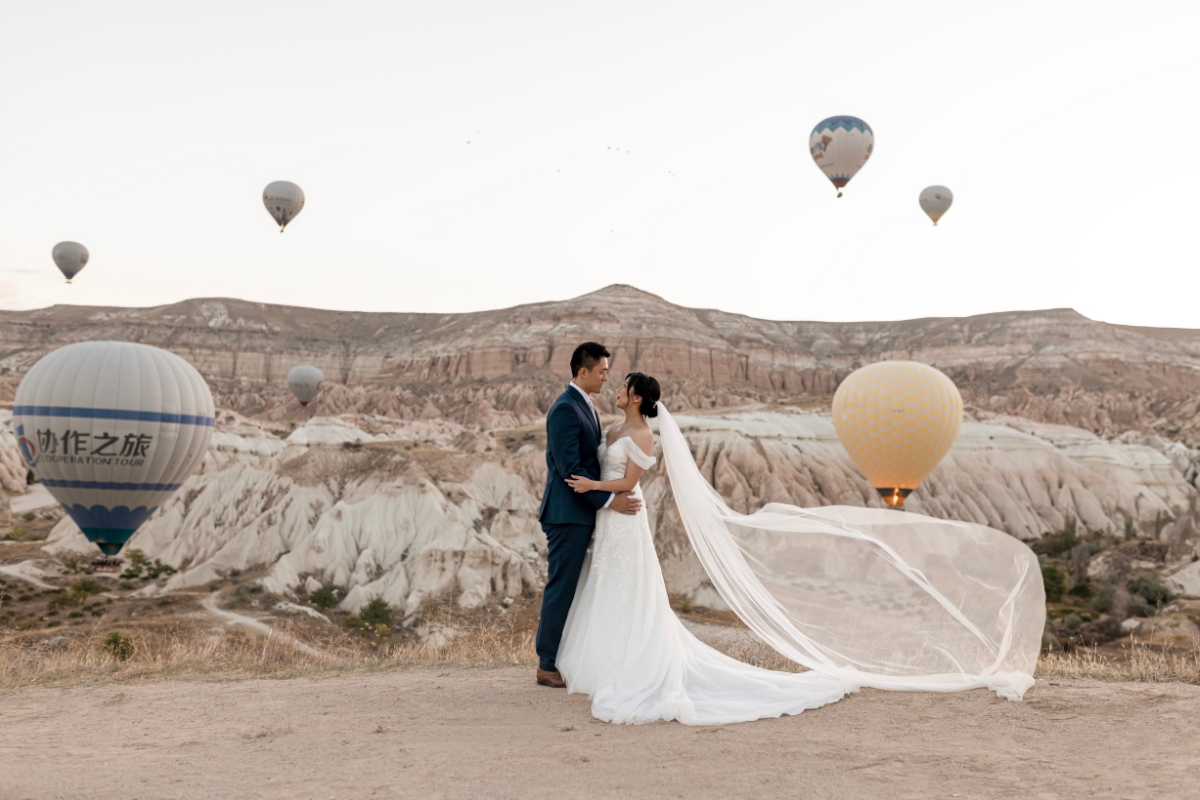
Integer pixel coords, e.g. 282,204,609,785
3,286,1200,647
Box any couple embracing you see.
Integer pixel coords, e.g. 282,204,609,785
534,342,1044,727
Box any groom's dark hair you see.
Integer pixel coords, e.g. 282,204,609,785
570,342,611,377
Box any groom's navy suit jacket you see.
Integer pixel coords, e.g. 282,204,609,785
538,386,611,526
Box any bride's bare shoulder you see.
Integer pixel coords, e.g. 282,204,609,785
631,425,654,456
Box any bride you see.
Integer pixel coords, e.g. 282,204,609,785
555,372,1044,726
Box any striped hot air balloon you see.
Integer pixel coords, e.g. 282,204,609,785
13,342,214,556
809,116,874,197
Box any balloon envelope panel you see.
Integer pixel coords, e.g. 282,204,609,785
809,116,874,191
831,361,962,493
287,365,324,406
919,186,954,224
263,181,305,230
52,241,89,281
13,342,215,555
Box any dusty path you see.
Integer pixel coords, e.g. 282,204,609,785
0,668,1195,800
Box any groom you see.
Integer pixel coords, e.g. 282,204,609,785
535,342,642,688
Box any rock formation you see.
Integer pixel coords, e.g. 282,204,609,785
10,285,1200,612
36,406,1200,612
3,285,1200,440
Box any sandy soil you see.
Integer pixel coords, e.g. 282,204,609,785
1,669,1196,800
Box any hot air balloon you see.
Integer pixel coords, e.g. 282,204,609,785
919,186,953,226
810,116,874,197
13,342,215,557
52,242,89,283
287,365,324,406
263,181,305,232
832,361,962,509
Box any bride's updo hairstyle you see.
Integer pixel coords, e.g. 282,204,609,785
625,373,661,418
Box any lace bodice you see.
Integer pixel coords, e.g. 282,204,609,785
598,435,657,484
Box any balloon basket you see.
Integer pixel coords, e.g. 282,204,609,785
91,557,123,573
876,487,913,510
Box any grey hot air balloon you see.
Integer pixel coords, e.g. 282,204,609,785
263,181,305,232
287,365,324,406
13,342,215,556
919,186,954,226
52,242,89,283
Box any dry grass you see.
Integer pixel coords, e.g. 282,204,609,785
0,612,538,689
1036,635,1200,685
5,601,1200,690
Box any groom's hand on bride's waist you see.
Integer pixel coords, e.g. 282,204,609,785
610,492,641,515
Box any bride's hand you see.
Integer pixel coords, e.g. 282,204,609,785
566,475,596,493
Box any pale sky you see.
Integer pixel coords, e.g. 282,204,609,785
2,1,1197,326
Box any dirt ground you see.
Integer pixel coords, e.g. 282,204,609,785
1,669,1196,800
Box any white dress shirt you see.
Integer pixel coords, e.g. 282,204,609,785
569,381,614,508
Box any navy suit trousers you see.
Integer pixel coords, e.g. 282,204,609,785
535,521,594,671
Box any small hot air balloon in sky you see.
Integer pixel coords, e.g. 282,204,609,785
13,342,215,556
919,186,954,226
287,365,324,406
832,361,962,509
263,181,305,232
809,116,874,198
52,242,89,283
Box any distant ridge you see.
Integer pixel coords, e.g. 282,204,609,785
1,286,1200,442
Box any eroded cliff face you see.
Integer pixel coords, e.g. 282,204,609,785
38,407,1200,613
4,285,1200,441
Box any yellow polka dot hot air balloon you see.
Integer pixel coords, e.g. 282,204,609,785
832,361,963,509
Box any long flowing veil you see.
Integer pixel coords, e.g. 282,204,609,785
655,405,1045,700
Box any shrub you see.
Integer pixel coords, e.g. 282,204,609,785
144,560,177,579
1042,562,1068,603
103,631,134,660
1127,575,1174,611
358,598,392,627
1032,519,1079,558
345,599,393,633
1090,587,1114,614
21,512,35,522
71,578,105,597
227,584,252,608
1063,612,1083,632
309,587,338,609
61,559,92,576
126,549,148,566
8,525,28,542
1068,579,1093,599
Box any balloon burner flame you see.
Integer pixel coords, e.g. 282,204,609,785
877,487,913,510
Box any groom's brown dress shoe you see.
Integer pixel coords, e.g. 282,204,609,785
536,668,566,688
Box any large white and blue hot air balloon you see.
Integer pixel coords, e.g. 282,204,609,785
809,116,874,197
13,342,214,556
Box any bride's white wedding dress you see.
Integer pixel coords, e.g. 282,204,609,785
557,434,853,726
556,408,1045,726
